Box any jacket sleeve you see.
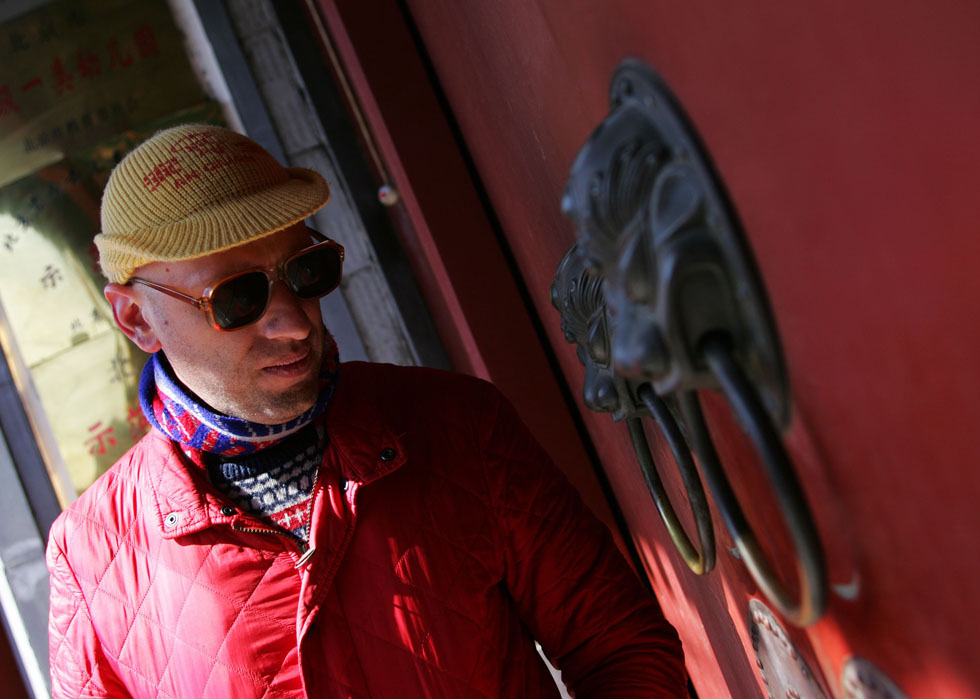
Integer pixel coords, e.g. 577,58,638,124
46,520,128,698
481,385,687,698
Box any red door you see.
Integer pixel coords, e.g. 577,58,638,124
311,1,980,696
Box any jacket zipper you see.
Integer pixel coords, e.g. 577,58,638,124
230,466,326,569
231,521,307,555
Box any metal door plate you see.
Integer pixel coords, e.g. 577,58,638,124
749,599,826,698
840,658,907,699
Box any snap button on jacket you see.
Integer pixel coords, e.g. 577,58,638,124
47,363,685,697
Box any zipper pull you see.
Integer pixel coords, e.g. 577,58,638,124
294,546,317,569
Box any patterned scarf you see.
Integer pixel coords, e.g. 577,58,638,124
139,334,339,463
207,423,325,540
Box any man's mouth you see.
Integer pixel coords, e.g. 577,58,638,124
261,346,313,378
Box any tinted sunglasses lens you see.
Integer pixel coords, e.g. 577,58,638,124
285,246,342,298
211,271,270,329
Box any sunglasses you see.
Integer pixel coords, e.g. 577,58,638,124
129,230,345,331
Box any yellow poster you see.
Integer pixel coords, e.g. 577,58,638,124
0,100,223,495
0,0,204,186
0,0,223,497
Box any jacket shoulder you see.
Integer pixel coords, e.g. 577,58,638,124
328,363,511,482
338,361,501,411
339,362,512,441
47,431,168,554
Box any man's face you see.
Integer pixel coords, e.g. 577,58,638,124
125,224,326,424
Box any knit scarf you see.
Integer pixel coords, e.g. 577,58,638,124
139,334,339,464
207,423,325,540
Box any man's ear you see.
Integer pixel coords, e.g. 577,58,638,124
104,283,163,353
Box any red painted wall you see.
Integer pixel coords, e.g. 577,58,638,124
315,0,980,696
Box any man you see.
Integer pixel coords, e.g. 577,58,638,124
46,124,686,697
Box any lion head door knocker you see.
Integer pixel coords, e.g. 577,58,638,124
552,244,714,575
551,244,628,418
555,59,827,625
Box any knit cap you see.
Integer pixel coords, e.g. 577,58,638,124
95,124,330,284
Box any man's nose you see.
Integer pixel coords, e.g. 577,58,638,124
257,279,313,340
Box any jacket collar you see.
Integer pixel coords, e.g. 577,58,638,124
144,361,408,539
146,431,228,539
319,361,408,487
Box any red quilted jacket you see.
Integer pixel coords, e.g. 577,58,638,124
47,362,685,697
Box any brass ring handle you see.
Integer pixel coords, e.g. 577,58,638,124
626,384,715,575
678,335,827,626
